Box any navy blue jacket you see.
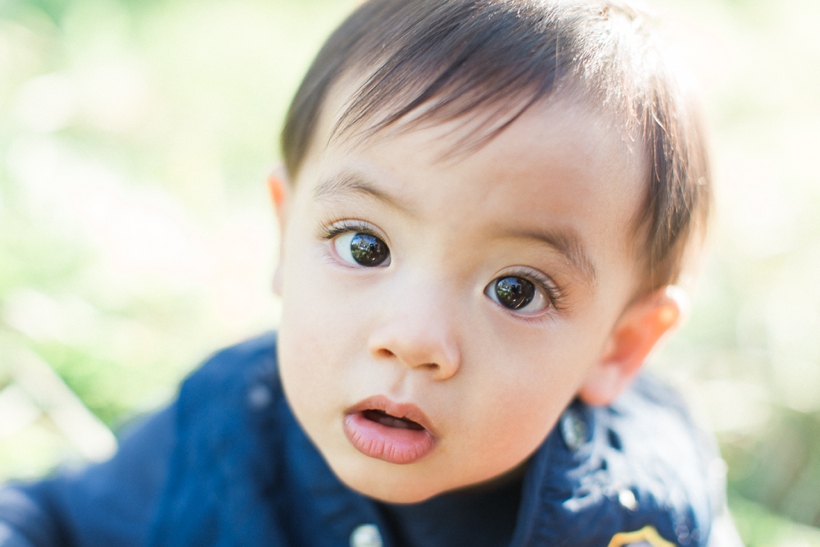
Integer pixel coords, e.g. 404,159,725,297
0,333,735,547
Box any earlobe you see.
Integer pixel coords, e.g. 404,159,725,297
578,286,686,406
267,167,290,297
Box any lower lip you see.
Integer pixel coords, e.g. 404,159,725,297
343,412,435,465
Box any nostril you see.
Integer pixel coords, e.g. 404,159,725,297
374,348,395,359
367,329,460,377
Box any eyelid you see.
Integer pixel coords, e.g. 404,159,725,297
319,218,387,242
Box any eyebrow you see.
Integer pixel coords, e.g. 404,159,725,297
503,226,597,286
313,171,596,286
312,171,412,214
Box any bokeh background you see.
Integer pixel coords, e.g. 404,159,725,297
1,0,819,544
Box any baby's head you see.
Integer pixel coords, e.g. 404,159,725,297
270,0,710,503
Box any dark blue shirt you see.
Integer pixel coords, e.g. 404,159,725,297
379,470,523,547
0,333,735,547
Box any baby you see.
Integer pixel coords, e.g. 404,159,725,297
0,0,742,546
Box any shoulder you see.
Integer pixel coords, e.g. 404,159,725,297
602,374,722,543
173,332,280,419
171,331,282,447
518,373,726,547
180,332,278,393
148,332,291,546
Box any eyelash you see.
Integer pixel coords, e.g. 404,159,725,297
317,218,568,314
319,218,383,242
493,265,567,316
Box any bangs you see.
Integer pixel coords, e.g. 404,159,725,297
283,0,646,174
331,0,569,153
281,0,711,291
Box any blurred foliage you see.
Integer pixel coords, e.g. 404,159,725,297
1,0,819,544
649,0,820,543
0,0,353,469
727,410,820,527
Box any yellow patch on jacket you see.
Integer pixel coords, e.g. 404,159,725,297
608,525,676,547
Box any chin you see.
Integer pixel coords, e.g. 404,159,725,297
357,485,437,504
330,459,447,504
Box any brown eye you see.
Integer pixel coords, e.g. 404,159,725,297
493,277,535,309
334,232,391,267
485,275,549,314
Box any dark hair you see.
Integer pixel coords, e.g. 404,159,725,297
281,0,711,291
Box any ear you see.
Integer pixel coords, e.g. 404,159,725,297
267,166,290,222
267,167,290,296
578,286,687,406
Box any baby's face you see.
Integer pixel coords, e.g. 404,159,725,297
276,96,648,502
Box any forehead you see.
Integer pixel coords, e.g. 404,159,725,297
305,80,646,204
294,88,648,293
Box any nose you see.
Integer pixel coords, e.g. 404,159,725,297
367,288,462,381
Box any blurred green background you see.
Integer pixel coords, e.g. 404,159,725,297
1,0,819,544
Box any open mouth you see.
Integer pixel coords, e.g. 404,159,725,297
361,409,425,431
343,396,436,464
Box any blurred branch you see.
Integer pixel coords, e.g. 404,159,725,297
0,343,117,462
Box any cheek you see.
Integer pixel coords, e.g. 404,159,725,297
494,364,578,425
276,230,375,403
468,312,607,394
436,376,566,488
449,315,612,462
448,348,585,468
280,231,348,336
277,234,341,402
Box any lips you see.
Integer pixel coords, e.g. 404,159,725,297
343,396,436,464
